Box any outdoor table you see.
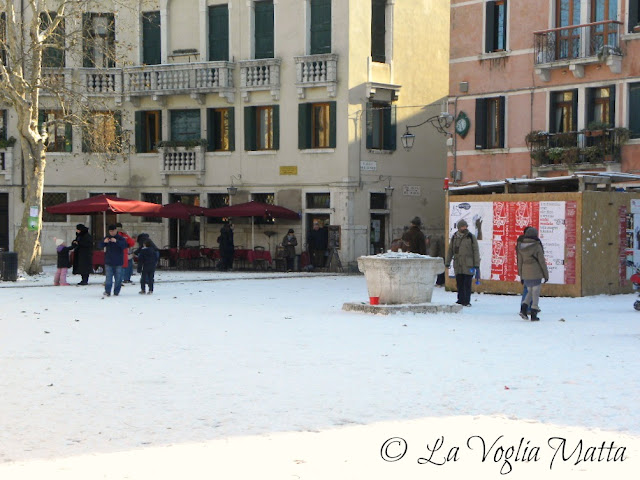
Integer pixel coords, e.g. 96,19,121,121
247,250,272,268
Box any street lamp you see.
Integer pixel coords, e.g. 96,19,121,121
227,174,242,196
400,112,454,151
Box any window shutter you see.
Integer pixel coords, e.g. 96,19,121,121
475,98,487,149
329,101,337,149
244,106,256,151
371,0,386,62
0,110,6,140
115,112,122,149
107,15,116,68
549,93,558,133
142,11,161,65
571,89,578,131
135,111,145,152
310,0,332,55
630,84,640,138
485,1,496,53
255,1,274,59
206,108,216,151
38,111,46,135
298,103,310,149
608,85,616,127
82,13,92,67
629,1,639,33
384,104,396,151
498,97,505,148
64,122,73,152
365,102,374,149
208,5,229,61
585,88,595,125
272,105,280,150
228,108,235,151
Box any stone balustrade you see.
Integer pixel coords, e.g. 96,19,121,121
238,58,281,101
79,68,122,94
159,145,205,185
294,53,338,98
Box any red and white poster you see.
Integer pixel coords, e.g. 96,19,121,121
449,200,577,285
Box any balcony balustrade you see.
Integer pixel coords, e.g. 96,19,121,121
238,58,281,101
40,68,72,94
158,145,206,185
294,53,338,99
79,68,122,96
533,20,623,80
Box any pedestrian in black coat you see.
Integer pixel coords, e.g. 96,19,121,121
217,224,234,271
71,224,93,285
137,240,158,294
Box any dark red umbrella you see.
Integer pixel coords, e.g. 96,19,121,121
45,194,162,215
148,202,206,221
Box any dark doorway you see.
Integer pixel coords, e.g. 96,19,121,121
0,193,8,250
169,194,200,247
370,213,387,254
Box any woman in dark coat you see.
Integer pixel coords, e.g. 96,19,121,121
217,224,234,271
72,223,93,285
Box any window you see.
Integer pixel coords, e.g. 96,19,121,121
142,11,161,65
371,0,386,63
135,111,161,153
591,0,618,54
170,110,201,142
485,1,507,52
310,0,331,54
0,110,6,140
42,192,67,222
370,193,387,210
298,102,336,149
41,12,65,68
82,13,116,68
0,13,6,66
254,1,274,59
207,193,230,224
629,82,640,138
306,193,330,209
207,108,235,151
252,193,275,224
82,111,121,153
244,105,279,151
475,97,505,149
141,193,162,222
366,102,396,151
556,0,581,59
630,0,640,32
209,5,229,61
586,86,615,127
39,110,72,152
549,90,578,133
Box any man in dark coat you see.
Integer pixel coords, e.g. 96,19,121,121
217,223,234,271
72,224,93,285
306,220,328,267
137,239,158,295
401,217,427,254
98,224,128,296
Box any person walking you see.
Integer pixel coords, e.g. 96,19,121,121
282,228,298,272
516,226,534,314
137,239,158,294
401,217,427,254
516,227,549,321
445,219,480,307
71,224,93,285
53,238,73,286
99,224,128,297
217,223,234,271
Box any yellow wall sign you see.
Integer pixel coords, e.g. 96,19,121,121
279,166,298,175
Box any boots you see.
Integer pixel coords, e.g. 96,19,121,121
519,303,529,320
530,309,540,321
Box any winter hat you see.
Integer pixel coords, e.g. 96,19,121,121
108,224,118,231
457,219,468,229
76,223,86,231
525,227,538,238
55,238,64,247
410,216,422,226
115,222,123,228
288,228,294,233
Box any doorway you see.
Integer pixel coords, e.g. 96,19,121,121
0,193,8,250
370,213,387,254
169,194,200,247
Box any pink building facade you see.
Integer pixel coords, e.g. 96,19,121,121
448,0,640,183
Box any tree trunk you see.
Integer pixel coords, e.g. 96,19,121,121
13,141,47,275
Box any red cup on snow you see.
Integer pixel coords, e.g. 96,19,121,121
369,296,380,305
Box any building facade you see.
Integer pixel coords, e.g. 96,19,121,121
448,0,640,184
0,0,450,268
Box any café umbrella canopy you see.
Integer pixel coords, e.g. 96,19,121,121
203,201,300,249
132,202,207,247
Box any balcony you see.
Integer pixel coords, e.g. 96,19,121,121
238,58,281,102
294,53,338,99
0,145,14,183
40,68,72,95
158,144,206,186
123,62,235,105
79,68,123,101
526,128,630,174
533,20,623,81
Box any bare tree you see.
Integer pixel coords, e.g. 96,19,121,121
0,0,128,274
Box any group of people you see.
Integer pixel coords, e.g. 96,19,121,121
401,216,549,320
54,223,159,297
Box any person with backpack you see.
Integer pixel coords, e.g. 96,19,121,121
516,227,549,321
445,219,480,307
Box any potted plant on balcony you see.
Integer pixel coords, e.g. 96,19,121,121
525,130,547,151
547,147,565,164
0,136,16,149
580,145,601,164
585,121,610,137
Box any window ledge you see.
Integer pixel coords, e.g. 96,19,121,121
301,148,335,154
247,150,277,156
208,151,233,156
480,50,511,60
477,148,508,154
368,149,394,154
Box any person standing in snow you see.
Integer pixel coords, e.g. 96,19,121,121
429,233,446,286
401,216,427,254
217,223,234,271
137,239,158,294
71,223,93,285
99,224,128,297
516,226,534,315
516,227,549,321
445,219,480,307
282,228,298,272
54,238,73,286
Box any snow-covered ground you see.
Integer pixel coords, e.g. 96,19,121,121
1,267,639,479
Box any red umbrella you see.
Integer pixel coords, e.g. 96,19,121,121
148,202,206,221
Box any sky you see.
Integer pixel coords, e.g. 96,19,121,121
1,267,639,480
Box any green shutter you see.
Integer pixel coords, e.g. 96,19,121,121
387,104,396,151
135,111,145,152
498,97,505,148
171,110,201,141
244,106,256,150
142,11,161,65
608,85,616,127
630,84,640,138
475,98,487,149
485,1,496,52
228,107,235,151
255,1,274,59
310,0,331,55
206,108,215,151
371,0,386,62
115,112,122,151
586,88,595,125
272,105,280,150
630,1,639,33
571,89,578,132
365,102,373,149
298,103,310,149
209,5,229,61
64,122,73,152
329,101,337,149
38,111,46,135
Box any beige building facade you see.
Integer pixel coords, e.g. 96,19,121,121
448,0,640,185
0,0,450,268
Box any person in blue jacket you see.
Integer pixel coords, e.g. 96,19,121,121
99,224,128,297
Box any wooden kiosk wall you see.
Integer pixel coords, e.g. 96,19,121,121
445,191,640,297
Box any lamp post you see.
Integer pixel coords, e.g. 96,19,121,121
400,112,454,151
227,175,242,204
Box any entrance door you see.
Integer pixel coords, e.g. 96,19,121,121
169,194,200,248
370,213,387,254
0,193,8,250
90,192,117,248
